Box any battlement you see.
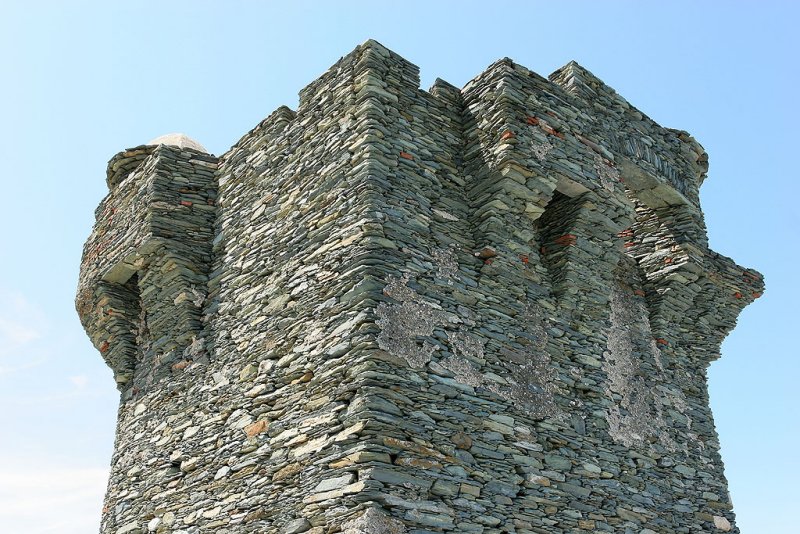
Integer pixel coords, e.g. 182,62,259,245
77,40,761,534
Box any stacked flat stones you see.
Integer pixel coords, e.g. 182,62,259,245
76,40,763,534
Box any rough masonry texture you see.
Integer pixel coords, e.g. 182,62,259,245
77,41,764,534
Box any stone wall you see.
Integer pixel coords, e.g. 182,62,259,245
77,40,763,534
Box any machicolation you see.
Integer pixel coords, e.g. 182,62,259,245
77,40,763,533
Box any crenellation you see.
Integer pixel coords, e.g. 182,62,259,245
77,40,761,533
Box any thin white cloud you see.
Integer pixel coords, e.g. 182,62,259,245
68,374,89,389
0,317,39,345
3,387,111,407
0,462,107,534
0,357,46,377
0,290,47,363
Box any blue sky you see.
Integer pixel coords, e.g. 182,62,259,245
0,1,796,532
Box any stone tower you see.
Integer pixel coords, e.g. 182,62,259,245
77,41,763,534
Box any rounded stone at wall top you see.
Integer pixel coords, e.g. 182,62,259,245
147,133,208,153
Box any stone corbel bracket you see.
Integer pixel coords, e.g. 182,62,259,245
620,158,764,365
76,143,218,390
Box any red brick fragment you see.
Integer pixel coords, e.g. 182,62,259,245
624,241,635,248
291,370,314,384
180,200,193,207
554,234,577,246
734,292,743,299
475,246,497,259
244,420,268,438
752,291,762,299
743,271,762,283
172,360,190,370
617,229,633,238
655,338,669,346
501,130,515,140
664,257,673,264
99,341,110,353
519,254,529,264
633,289,646,297
452,431,472,449
399,151,414,160
526,116,540,125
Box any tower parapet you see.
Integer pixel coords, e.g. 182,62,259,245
77,40,762,533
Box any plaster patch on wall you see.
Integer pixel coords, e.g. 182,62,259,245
649,338,666,372
439,303,560,419
432,246,459,284
134,304,151,358
377,274,449,368
441,353,485,388
604,277,677,450
496,304,560,418
532,138,554,161
190,286,206,307
442,329,486,387
495,350,560,419
448,328,484,360
376,270,562,420
342,508,406,534
594,154,620,191
523,303,549,352
382,273,418,302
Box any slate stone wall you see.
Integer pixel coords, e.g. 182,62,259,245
77,40,763,534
